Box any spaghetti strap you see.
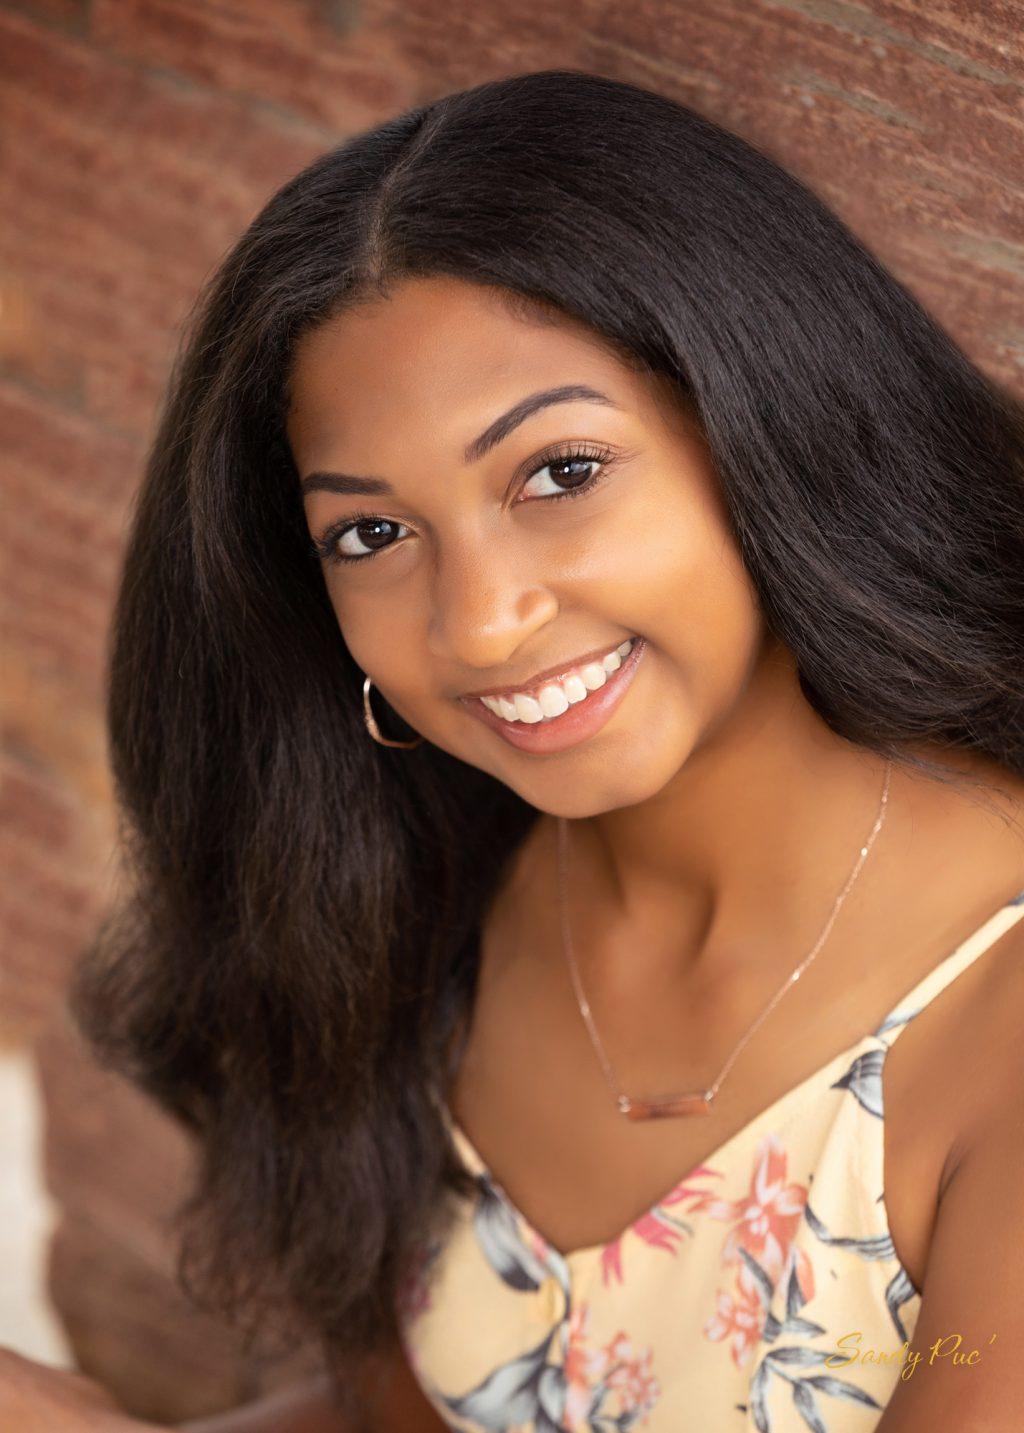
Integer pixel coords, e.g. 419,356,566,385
872,885,1024,1046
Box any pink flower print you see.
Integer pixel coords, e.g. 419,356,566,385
660,1164,727,1212
603,1334,660,1424
561,1307,661,1430
703,1260,767,1368
563,1304,611,1428
701,1138,815,1371
600,1210,686,1289
599,1164,725,1286
633,1208,687,1253
717,1133,809,1282
600,1237,624,1286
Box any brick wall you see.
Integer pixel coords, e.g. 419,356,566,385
2,1,1021,1423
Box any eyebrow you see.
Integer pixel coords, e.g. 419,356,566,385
299,383,620,498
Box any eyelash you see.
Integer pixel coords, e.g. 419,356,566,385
310,440,617,567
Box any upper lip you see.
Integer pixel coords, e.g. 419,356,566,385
459,637,640,703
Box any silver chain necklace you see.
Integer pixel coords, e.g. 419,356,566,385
555,759,892,1121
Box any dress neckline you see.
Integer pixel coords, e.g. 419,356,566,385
440,886,1024,1267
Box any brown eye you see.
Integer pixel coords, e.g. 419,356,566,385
339,518,402,558
519,442,615,502
316,513,411,566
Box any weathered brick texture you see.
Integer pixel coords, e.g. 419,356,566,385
2,0,1021,1422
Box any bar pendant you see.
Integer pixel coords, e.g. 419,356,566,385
617,1091,713,1120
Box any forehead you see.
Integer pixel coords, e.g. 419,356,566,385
285,276,652,461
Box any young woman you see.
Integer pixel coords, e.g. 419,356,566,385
7,68,1023,1433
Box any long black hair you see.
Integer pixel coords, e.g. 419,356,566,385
69,68,1024,1389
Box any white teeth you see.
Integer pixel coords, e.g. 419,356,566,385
479,637,638,723
513,693,544,723
537,684,570,718
578,662,608,691
562,673,589,704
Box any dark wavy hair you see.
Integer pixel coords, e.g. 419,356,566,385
69,68,1024,1388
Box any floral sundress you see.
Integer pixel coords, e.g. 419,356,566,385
398,887,1024,1431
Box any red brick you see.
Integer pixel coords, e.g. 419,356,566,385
92,0,423,132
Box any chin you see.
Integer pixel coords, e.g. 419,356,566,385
527,741,697,821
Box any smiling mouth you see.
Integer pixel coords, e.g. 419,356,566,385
463,636,639,723
461,635,647,757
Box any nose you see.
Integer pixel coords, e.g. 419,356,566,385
425,535,559,680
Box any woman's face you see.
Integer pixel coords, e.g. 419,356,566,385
287,275,774,818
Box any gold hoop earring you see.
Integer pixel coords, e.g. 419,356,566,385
362,676,424,749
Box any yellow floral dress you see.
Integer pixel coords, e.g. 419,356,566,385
397,887,1024,1431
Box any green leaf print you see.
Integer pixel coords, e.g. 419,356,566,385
748,1350,883,1432
792,1379,826,1433
831,1048,886,1118
441,1326,562,1430
805,1203,918,1340
803,1374,884,1406
472,1174,554,1293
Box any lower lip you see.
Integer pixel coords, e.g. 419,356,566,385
459,638,647,755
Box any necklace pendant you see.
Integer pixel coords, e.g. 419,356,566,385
617,1091,713,1120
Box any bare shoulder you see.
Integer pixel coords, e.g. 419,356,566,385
911,894,1024,1167
942,902,1024,1166
881,892,1024,1293
876,911,1024,1431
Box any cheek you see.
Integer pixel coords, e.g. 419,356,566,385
325,586,405,683
628,526,768,752
588,485,764,667
675,520,764,656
